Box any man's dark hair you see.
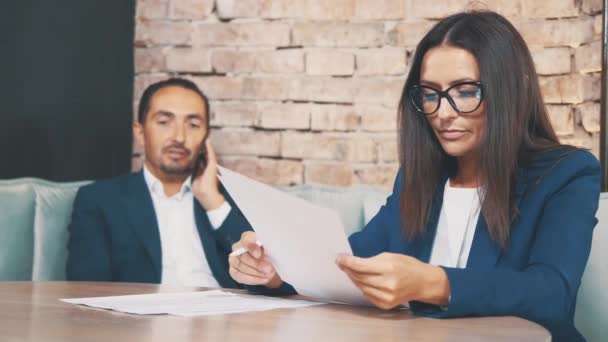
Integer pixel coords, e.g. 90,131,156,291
137,78,210,127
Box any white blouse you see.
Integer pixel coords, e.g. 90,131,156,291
429,179,481,268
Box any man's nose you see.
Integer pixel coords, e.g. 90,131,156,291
173,124,186,143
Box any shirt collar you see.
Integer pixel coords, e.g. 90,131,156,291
143,165,192,200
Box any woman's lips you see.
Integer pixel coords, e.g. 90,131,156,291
438,129,467,140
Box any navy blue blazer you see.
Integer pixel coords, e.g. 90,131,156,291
66,171,251,288
349,149,600,341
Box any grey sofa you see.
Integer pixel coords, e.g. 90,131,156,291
0,178,605,341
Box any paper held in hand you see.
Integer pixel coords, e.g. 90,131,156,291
218,166,368,306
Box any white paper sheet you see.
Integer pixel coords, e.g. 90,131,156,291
217,166,368,306
61,290,323,316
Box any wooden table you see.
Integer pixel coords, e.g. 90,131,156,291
0,282,550,341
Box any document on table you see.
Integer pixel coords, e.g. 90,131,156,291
217,166,369,306
61,290,324,316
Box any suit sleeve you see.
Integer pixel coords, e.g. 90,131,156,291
65,187,113,281
348,170,402,257
412,158,600,332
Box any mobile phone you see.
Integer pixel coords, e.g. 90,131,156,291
192,143,208,178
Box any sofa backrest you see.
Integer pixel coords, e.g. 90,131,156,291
281,184,389,236
574,192,608,342
0,178,389,281
2,177,606,341
0,178,90,281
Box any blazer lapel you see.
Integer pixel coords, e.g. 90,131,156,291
122,172,162,280
465,214,501,269
193,202,237,288
467,168,528,268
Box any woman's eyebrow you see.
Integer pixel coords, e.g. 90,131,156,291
419,78,478,88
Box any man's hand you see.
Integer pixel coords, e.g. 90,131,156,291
192,140,225,210
229,231,283,288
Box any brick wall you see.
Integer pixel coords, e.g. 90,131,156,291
133,0,604,189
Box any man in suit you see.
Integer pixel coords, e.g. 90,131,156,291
66,78,250,288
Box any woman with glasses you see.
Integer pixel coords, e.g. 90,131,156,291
228,11,599,342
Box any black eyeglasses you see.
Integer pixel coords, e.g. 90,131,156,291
409,81,484,115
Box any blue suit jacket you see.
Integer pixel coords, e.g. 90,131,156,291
349,149,600,341
66,171,251,288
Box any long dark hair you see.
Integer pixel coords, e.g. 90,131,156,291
399,11,565,248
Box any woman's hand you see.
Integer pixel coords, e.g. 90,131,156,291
229,231,283,288
336,252,450,310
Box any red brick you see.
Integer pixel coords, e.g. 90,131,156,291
136,0,168,19
377,138,399,162
256,50,305,74
306,50,355,76
575,41,602,73
210,101,257,127
289,76,355,103
216,0,262,19
386,21,436,47
354,165,399,190
211,50,258,74
256,103,311,129
310,105,360,131
135,47,165,73
220,157,303,185
359,105,398,131
356,48,407,76
191,76,244,100
582,0,603,14
133,73,170,102
546,105,574,136
347,137,377,162
136,20,192,46
352,78,404,105
530,48,571,75
292,23,384,47
520,18,594,48
539,75,585,104
575,102,600,134
523,0,579,18
411,0,472,19
259,0,306,19
242,77,291,100
193,23,290,47
305,163,353,187
211,129,281,157
259,0,355,20
281,132,350,160
354,0,407,20
212,49,304,74
583,73,601,101
169,0,214,19
165,47,211,73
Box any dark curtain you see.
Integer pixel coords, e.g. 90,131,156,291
0,0,135,181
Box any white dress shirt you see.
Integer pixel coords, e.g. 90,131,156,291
429,179,481,268
143,166,232,288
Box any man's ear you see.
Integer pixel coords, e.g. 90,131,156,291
133,121,145,148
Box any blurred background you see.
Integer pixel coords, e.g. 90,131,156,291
2,0,604,190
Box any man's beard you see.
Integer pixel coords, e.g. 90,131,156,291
158,143,194,176
159,161,194,176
